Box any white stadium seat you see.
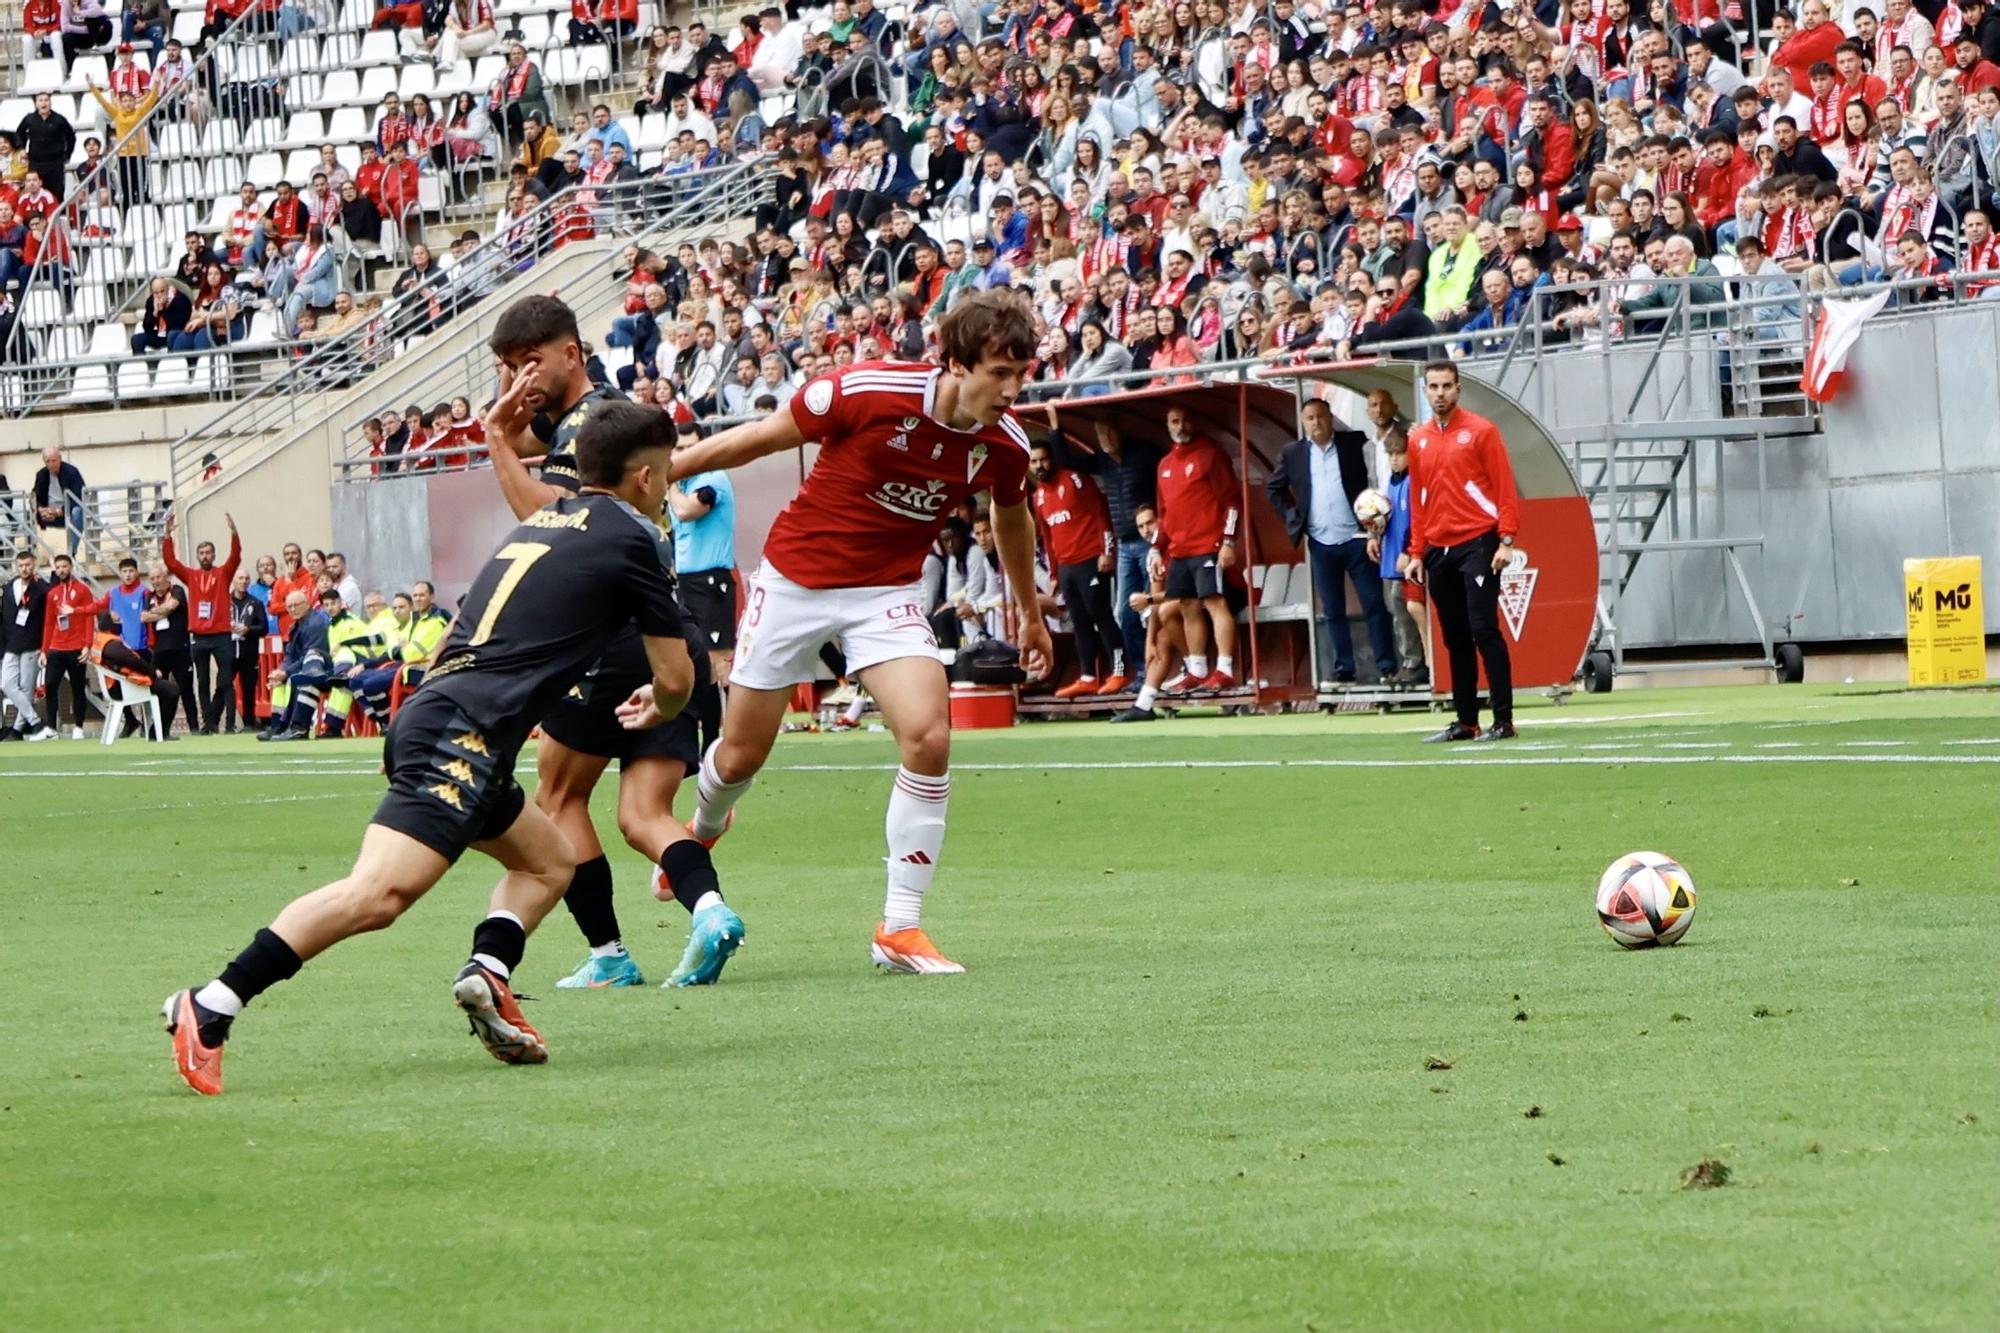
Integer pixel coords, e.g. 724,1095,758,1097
355,30,400,66
19,59,65,96
281,110,326,149
313,70,362,110
116,360,153,400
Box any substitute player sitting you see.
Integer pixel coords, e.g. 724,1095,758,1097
667,291,1052,974
162,404,695,1094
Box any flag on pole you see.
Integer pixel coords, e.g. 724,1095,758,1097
1800,289,1892,403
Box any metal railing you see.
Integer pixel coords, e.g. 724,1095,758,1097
81,481,173,568
3,5,638,414
2,0,271,369
161,159,767,491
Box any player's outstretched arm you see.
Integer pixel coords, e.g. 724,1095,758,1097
667,406,807,481
619,630,696,730
990,498,1054,680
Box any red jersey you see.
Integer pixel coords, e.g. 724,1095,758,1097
1154,438,1239,558
764,362,1032,589
1404,407,1520,554
1029,468,1113,569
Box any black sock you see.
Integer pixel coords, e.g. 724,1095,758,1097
216,928,304,1008
561,854,622,949
658,839,721,917
470,913,527,976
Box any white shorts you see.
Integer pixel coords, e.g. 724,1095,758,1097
730,561,938,692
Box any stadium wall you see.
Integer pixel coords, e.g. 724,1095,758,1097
1598,306,2000,646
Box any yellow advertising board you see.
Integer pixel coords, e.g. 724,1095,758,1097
1905,557,1986,686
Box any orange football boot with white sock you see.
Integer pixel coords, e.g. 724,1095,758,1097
685,809,734,851
162,989,225,1096
871,923,966,975
1052,677,1100,699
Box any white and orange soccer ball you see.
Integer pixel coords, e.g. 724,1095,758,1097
1352,488,1392,530
1595,851,1698,949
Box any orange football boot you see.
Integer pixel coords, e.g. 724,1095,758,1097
452,963,548,1064
162,989,225,1096
1093,673,1129,695
871,922,966,975
1052,678,1101,699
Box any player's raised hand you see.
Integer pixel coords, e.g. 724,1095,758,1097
483,362,537,449
614,685,664,730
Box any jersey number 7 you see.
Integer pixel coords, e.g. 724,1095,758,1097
468,541,554,647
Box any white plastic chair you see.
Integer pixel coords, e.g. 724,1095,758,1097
94,663,165,744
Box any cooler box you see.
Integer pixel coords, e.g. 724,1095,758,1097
949,684,1016,730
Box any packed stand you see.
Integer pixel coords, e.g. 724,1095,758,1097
0,0,784,393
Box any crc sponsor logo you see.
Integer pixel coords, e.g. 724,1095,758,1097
867,477,951,520
885,602,925,621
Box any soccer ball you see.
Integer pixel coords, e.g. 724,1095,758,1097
1353,488,1392,529
1595,851,1698,949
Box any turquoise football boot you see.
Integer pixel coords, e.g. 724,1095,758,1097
665,902,746,986
554,951,647,989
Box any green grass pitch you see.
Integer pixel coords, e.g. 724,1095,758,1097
1,684,1995,1332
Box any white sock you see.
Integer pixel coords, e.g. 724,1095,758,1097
842,694,867,723
1184,655,1209,678
884,766,949,932
1136,683,1159,710
195,980,244,1016
1077,674,1097,683
1217,655,1234,676
588,941,626,959
471,953,511,979
692,890,723,914
692,740,753,840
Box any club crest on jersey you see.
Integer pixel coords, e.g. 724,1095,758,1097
902,416,921,430
965,442,988,483
869,477,951,520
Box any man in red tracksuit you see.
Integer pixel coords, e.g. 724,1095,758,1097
162,509,241,734
1149,404,1241,696
41,553,107,737
1400,360,1521,742
1029,441,1121,699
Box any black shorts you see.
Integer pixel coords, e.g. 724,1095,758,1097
537,671,705,774
679,567,739,650
1166,553,1225,601
372,690,527,862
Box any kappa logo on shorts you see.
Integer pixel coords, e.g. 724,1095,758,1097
438,757,477,786
425,780,467,811
449,730,491,757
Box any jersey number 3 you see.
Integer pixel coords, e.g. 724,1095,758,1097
468,541,553,647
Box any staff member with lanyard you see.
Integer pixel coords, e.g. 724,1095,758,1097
1399,360,1521,743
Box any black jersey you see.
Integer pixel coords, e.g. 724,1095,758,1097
420,492,684,755
534,383,628,492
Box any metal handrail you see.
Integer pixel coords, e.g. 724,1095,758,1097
2,0,271,367
168,161,764,493
305,163,769,475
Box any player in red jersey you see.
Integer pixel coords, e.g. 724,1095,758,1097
1151,405,1242,696
665,292,1051,974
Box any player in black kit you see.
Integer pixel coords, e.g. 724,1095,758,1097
162,403,697,1094
484,295,745,991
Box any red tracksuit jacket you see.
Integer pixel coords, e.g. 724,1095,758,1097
1405,407,1521,555
162,530,242,635
42,577,108,653
1154,438,1240,558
